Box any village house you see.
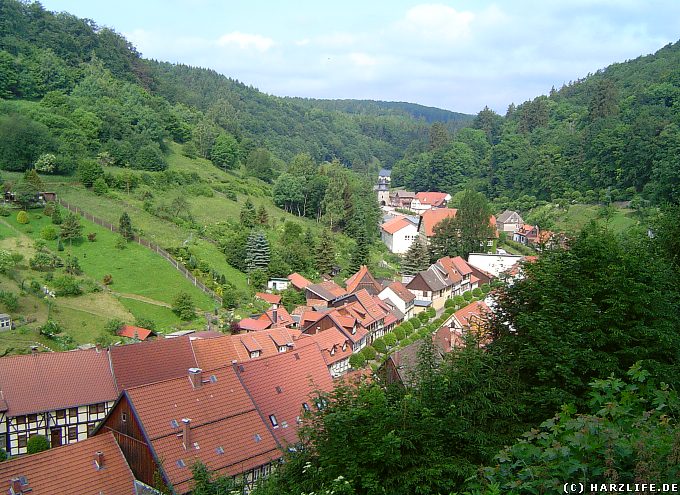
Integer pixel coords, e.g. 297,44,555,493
255,292,282,310
304,280,347,307
409,192,451,212
467,253,524,278
297,328,354,378
344,265,383,295
378,340,445,388
301,310,368,353
0,348,118,456
513,224,555,249
405,265,455,312
191,327,301,367
0,431,140,494
330,289,394,342
418,208,498,251
0,314,11,331
238,305,295,332
96,366,281,494
436,300,493,350
380,216,419,254
267,277,290,291
496,210,524,233
116,324,156,341
287,272,312,291
389,190,416,209
378,281,416,321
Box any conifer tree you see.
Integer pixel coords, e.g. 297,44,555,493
245,230,270,272
315,229,335,275
119,211,134,240
256,204,269,226
240,198,256,229
51,206,62,225
402,238,430,275
348,225,369,273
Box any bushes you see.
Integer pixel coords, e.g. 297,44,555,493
463,291,473,301
393,327,406,341
53,275,82,296
472,287,483,298
383,333,397,347
411,318,421,329
444,298,456,308
453,295,466,308
349,353,366,369
0,291,19,311
172,292,196,321
481,284,491,294
40,225,58,240
16,210,29,224
372,338,387,354
361,346,377,361
26,435,50,454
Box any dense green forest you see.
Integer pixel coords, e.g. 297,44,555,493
393,41,680,207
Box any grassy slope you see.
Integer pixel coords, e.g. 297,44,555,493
527,203,639,235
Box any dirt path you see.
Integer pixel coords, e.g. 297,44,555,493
112,292,172,308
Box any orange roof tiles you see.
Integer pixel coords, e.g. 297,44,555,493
191,328,301,369
125,365,279,494
454,301,491,329
415,191,449,206
380,216,414,235
419,208,458,237
287,272,312,290
255,292,282,305
385,281,416,303
298,328,352,366
344,265,383,294
117,324,154,340
0,348,118,416
109,336,197,391
259,306,295,327
0,432,136,495
236,344,334,446
238,318,271,332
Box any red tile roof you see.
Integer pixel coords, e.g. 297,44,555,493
380,216,414,235
384,281,416,303
436,257,464,283
109,336,197,391
255,292,282,305
0,432,136,494
191,328,301,370
298,328,352,366
117,324,155,341
344,265,383,294
415,191,449,206
306,281,347,301
236,344,334,446
454,301,491,329
259,306,295,327
125,366,279,494
238,318,272,332
287,272,312,290
420,208,458,237
0,348,118,416
420,209,496,237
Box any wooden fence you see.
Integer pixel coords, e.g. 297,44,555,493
57,199,222,306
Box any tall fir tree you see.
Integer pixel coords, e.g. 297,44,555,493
60,212,83,246
315,229,336,275
245,230,270,272
402,238,430,275
119,211,134,240
348,225,369,274
240,198,256,229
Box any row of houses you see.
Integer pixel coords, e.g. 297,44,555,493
0,330,342,494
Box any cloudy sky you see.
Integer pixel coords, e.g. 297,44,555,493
39,0,680,114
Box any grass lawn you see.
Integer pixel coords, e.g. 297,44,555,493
3,211,214,309
528,203,640,235
116,296,207,333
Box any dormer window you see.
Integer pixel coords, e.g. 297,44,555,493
278,345,287,353
351,326,356,335
250,350,261,359
342,342,347,352
330,347,335,356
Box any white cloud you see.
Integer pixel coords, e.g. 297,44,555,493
216,31,274,52
397,4,475,43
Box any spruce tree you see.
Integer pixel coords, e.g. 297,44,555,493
256,204,269,226
51,206,63,225
245,230,270,272
119,211,134,240
315,229,336,275
349,225,369,274
240,199,256,228
402,238,430,275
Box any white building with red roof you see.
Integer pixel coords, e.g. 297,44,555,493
410,192,451,212
380,216,419,254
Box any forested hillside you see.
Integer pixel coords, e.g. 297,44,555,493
393,41,680,207
0,0,439,170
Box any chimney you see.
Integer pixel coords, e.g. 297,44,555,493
94,451,104,470
188,368,202,389
182,418,191,450
272,308,278,323
9,479,22,495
